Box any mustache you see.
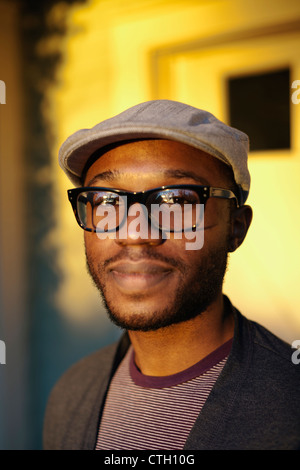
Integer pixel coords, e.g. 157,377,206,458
102,248,186,272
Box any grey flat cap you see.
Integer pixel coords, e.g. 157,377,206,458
59,99,250,204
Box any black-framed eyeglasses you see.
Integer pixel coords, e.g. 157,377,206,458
67,184,238,233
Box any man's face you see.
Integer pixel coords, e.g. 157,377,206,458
84,139,236,332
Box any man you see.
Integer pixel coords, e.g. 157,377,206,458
43,100,300,450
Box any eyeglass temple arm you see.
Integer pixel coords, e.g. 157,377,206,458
209,187,239,207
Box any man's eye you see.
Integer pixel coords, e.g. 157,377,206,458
161,196,184,205
93,194,120,206
158,191,197,206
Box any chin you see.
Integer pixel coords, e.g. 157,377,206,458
101,295,208,332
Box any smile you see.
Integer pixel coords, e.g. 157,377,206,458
108,261,174,292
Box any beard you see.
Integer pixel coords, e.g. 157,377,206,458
85,242,229,332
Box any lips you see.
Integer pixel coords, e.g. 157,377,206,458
107,260,174,292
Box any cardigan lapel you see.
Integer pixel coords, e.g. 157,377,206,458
183,304,253,450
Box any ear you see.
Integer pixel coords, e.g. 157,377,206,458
228,205,253,253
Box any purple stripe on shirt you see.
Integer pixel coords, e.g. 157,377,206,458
130,338,233,388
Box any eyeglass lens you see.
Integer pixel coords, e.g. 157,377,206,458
76,188,203,233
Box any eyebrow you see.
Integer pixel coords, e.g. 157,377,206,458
86,170,121,186
163,169,210,185
85,168,210,187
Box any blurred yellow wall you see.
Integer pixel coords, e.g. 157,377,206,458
45,0,300,342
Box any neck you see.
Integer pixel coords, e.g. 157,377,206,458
128,295,234,377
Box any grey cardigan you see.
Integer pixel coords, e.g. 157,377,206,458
43,299,300,450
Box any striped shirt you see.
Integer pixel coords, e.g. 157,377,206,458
95,339,232,450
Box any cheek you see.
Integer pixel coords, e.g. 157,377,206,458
175,230,205,252
84,231,114,262
203,199,224,225
203,201,232,242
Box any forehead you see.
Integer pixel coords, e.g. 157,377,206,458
84,139,235,189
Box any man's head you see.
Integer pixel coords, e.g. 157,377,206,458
59,100,252,332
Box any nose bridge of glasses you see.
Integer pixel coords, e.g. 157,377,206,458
125,190,150,208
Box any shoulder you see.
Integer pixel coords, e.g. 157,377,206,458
50,342,119,394
247,316,298,374
216,306,300,448
43,341,121,449
44,341,118,413
236,312,300,425
226,293,297,371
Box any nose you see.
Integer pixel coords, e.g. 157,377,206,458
115,203,164,247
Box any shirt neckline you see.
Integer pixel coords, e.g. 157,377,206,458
130,338,233,389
